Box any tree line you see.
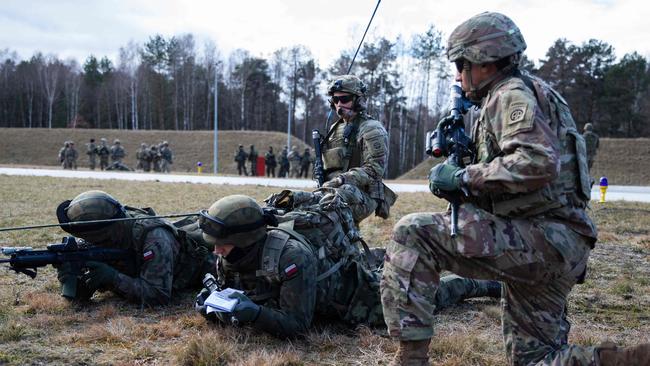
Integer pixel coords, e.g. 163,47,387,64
0,28,648,177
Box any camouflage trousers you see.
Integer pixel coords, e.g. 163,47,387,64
335,184,378,224
380,203,598,366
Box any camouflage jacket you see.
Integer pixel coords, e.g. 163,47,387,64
110,145,126,161
321,112,388,188
465,73,597,241
107,209,215,306
264,152,277,167
583,131,599,156
216,228,383,338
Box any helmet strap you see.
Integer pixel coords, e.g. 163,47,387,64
465,61,516,102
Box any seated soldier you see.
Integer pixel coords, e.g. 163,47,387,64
194,194,501,338
55,190,215,306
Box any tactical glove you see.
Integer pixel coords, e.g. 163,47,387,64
82,261,119,290
228,292,261,324
194,288,217,322
322,176,344,188
428,163,464,194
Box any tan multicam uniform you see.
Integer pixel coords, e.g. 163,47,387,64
321,112,396,223
381,73,598,365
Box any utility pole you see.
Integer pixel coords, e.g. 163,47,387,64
213,61,220,175
287,97,292,150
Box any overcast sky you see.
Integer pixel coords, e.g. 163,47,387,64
1,0,647,68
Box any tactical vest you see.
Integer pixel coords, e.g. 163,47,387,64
321,116,363,176
124,207,214,291
471,73,591,218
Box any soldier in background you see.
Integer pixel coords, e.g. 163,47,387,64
64,141,78,170
248,144,258,176
583,123,600,170
97,138,110,171
150,144,161,172
300,148,312,178
234,145,248,176
288,146,301,178
106,139,130,171
86,139,97,170
136,143,150,172
58,141,69,169
317,74,396,224
264,146,277,177
55,190,216,306
160,141,173,173
278,146,290,178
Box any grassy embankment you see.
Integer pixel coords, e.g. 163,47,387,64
0,175,648,365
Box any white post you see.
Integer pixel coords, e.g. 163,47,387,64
287,97,292,150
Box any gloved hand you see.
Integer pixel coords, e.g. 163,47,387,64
228,292,261,324
428,163,464,195
82,261,119,290
195,288,217,322
322,176,344,188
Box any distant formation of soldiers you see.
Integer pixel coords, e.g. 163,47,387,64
58,138,317,178
59,139,174,173
235,144,312,178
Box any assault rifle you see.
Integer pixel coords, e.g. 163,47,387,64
1,236,131,298
425,84,475,237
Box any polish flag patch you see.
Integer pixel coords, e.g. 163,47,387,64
284,263,298,277
143,250,155,261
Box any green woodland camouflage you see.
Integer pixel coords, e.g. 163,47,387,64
58,191,215,306
381,72,600,365
447,12,527,64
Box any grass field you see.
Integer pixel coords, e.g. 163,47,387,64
0,175,649,365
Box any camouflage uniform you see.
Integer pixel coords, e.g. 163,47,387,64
160,141,173,173
248,145,258,176
86,139,97,170
582,123,599,170
136,143,150,171
150,145,161,172
58,142,69,169
234,145,248,176
197,194,500,338
288,146,302,178
56,191,216,306
381,12,601,366
278,147,290,178
97,139,110,170
300,148,312,178
64,142,78,170
265,147,277,177
110,140,126,163
320,75,397,224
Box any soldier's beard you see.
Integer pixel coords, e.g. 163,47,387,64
337,107,356,121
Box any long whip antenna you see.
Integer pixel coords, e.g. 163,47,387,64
0,213,199,232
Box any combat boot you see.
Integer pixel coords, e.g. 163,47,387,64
597,342,650,366
389,339,430,366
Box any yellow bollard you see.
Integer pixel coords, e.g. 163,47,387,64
197,161,203,174
599,176,608,203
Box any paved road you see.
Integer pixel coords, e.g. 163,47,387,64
1,167,648,202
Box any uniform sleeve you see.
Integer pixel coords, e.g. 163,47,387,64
252,240,317,338
111,227,179,306
465,88,560,195
340,120,388,187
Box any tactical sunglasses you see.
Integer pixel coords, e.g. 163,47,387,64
454,60,467,73
330,95,355,104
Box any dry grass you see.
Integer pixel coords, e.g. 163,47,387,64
0,127,310,175
0,175,649,365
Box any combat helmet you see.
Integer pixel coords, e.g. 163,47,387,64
447,12,527,65
114,139,121,144
328,75,367,97
199,195,275,248
56,190,126,241
584,123,594,132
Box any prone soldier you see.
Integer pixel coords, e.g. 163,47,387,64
194,194,501,338
55,190,216,306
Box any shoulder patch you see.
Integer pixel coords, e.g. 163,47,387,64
502,100,534,137
284,263,299,278
143,250,155,261
508,102,527,124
